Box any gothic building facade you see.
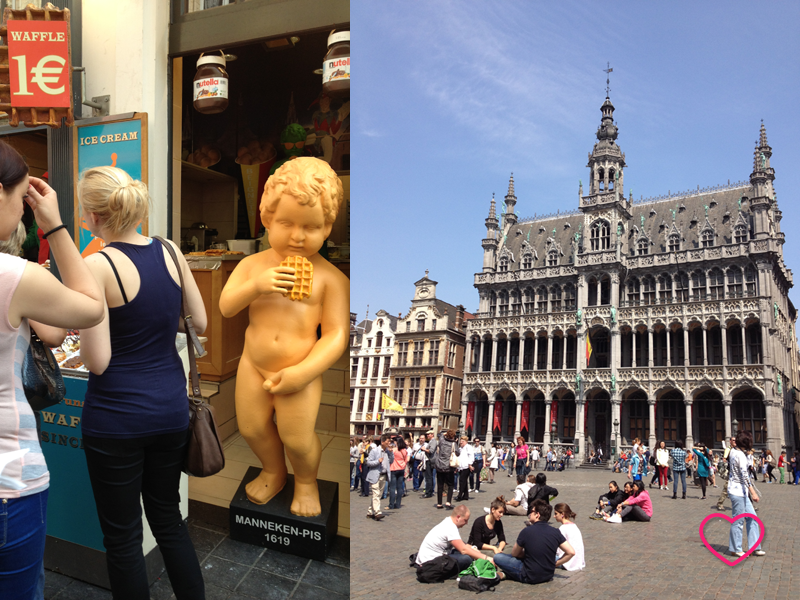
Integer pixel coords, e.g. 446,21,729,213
462,94,799,458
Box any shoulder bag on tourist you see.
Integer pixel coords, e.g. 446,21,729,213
449,442,459,468
156,236,225,477
23,326,66,411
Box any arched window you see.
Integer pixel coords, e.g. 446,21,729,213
734,224,748,244
708,268,724,299
536,286,548,313
498,291,509,316
701,228,714,248
608,168,615,190
522,253,533,269
675,271,689,302
591,220,610,251
523,287,534,314
727,267,743,298
550,285,562,312
668,233,680,252
745,265,757,296
658,274,671,302
376,331,383,348
641,275,656,305
547,249,558,266
598,167,605,191
499,256,509,272
489,292,497,316
637,238,649,255
627,277,640,306
600,275,611,305
564,284,576,311
691,270,706,301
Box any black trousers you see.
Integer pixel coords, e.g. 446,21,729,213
456,469,471,500
436,470,454,505
84,430,205,600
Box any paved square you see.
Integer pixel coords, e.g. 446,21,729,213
350,468,799,599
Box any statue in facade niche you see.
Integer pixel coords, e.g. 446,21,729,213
220,158,349,517
576,308,582,326
611,375,616,392
610,305,616,325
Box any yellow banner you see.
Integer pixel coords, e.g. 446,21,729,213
381,393,405,413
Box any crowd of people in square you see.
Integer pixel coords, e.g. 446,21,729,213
350,426,800,588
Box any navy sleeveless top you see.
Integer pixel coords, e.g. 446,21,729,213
83,240,189,438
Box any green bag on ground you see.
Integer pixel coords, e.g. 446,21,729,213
458,558,497,580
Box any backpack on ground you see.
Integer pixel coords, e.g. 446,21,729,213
457,559,501,592
458,574,501,593
415,554,460,583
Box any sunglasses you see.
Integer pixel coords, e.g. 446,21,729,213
283,141,305,150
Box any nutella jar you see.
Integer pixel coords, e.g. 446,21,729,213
193,52,229,114
322,30,349,98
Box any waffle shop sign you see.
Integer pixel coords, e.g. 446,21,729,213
7,20,71,108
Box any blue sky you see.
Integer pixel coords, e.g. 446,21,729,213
352,2,800,323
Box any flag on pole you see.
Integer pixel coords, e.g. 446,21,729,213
493,401,503,432
586,332,593,366
465,401,475,430
381,393,405,413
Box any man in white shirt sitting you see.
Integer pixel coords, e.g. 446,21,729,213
505,472,534,515
455,436,475,501
415,505,493,574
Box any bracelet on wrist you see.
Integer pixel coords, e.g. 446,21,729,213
42,224,67,239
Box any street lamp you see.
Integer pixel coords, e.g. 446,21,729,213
612,418,619,459
550,420,557,446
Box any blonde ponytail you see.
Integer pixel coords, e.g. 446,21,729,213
78,166,149,235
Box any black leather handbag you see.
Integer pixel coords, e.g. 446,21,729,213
23,327,66,411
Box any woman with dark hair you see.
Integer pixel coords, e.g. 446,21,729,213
432,429,459,509
727,430,765,557
467,495,506,555
608,480,652,521
692,442,712,500
0,141,104,597
554,503,585,570
386,436,407,510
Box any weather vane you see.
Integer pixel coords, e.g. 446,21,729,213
604,62,613,97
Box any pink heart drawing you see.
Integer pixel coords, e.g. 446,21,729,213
699,512,765,566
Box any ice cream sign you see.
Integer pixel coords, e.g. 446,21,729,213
7,20,72,108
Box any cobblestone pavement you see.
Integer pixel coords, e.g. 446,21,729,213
350,469,799,599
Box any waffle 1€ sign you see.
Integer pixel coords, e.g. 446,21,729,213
7,20,71,108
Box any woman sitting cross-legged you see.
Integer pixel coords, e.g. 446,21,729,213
605,479,652,522
467,496,507,555
590,481,630,519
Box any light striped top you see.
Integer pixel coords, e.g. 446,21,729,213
727,447,751,498
0,253,49,497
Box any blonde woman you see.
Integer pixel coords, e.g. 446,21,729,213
0,142,104,597
78,166,207,599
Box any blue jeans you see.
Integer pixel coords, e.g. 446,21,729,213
494,552,526,582
412,460,423,490
515,462,526,480
729,494,761,552
388,470,404,509
0,489,48,600
672,469,686,494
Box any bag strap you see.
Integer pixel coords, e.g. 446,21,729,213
154,236,203,400
98,251,129,304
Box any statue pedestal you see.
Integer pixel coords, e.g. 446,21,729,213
230,467,339,561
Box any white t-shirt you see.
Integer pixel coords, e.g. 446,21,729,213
556,522,585,571
416,517,462,565
514,482,533,512
458,444,474,470
531,448,540,461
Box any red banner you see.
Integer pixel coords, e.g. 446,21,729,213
465,401,475,430
550,399,558,427
521,400,530,432
8,20,71,108
493,401,503,432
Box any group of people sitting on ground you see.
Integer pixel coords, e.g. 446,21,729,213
413,496,585,587
504,472,559,516
589,479,652,522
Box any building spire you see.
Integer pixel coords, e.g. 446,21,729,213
759,119,768,147
488,193,496,219
506,173,516,198
604,62,613,97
